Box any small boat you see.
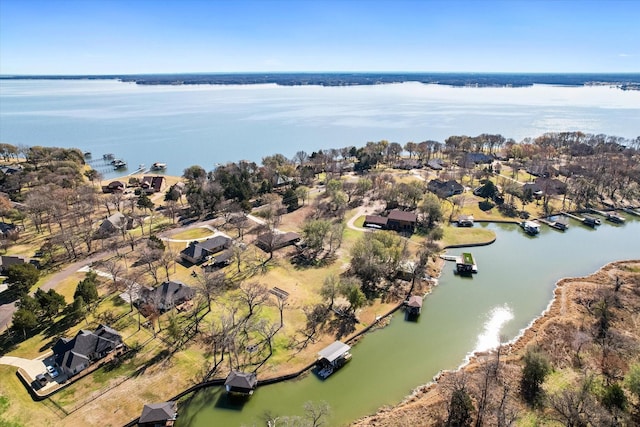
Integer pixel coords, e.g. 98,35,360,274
83,151,92,158
520,220,541,235
103,153,114,160
583,216,601,227
112,159,127,170
151,162,167,171
606,212,625,224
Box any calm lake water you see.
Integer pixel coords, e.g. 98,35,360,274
177,217,640,427
1,79,639,177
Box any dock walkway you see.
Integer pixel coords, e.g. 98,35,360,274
561,212,584,221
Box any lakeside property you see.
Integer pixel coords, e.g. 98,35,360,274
0,131,638,426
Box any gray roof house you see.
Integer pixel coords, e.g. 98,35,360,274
180,236,232,264
139,280,195,312
98,212,132,236
52,324,123,377
0,255,38,273
427,179,464,198
255,231,301,252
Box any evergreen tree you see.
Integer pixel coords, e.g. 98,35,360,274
74,271,99,304
5,263,40,295
12,308,38,339
520,347,551,406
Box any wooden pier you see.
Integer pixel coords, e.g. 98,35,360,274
623,207,640,217
561,212,584,221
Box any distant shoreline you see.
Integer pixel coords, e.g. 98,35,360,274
2,72,639,90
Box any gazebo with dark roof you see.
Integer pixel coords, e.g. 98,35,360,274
138,401,177,427
224,370,258,395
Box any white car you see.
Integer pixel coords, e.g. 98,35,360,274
46,365,59,378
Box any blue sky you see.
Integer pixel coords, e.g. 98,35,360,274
1,0,639,74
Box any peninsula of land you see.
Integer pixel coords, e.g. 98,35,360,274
0,131,638,427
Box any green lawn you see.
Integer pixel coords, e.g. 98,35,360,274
0,366,59,427
168,227,215,241
441,225,496,247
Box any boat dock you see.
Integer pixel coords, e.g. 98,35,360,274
590,209,626,223
561,212,602,227
440,253,478,274
561,212,584,221
623,207,640,217
539,217,568,231
520,220,541,235
125,165,148,176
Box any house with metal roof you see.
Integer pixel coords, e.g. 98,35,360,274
316,340,352,378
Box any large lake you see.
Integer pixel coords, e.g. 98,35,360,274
1,79,639,177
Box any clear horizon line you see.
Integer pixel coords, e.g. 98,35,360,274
2,70,640,77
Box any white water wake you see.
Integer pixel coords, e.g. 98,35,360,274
473,305,514,353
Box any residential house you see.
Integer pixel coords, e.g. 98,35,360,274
0,165,23,175
395,159,421,170
202,248,234,271
459,152,493,167
138,401,178,427
0,222,18,239
52,324,123,377
272,173,294,188
522,178,567,199
101,180,125,194
139,281,195,312
141,176,166,194
0,255,38,273
427,179,464,198
363,215,388,229
255,231,301,252
386,210,417,232
426,159,445,170
179,235,232,264
526,164,558,178
225,370,258,395
97,212,132,236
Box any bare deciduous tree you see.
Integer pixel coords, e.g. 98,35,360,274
236,281,270,319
